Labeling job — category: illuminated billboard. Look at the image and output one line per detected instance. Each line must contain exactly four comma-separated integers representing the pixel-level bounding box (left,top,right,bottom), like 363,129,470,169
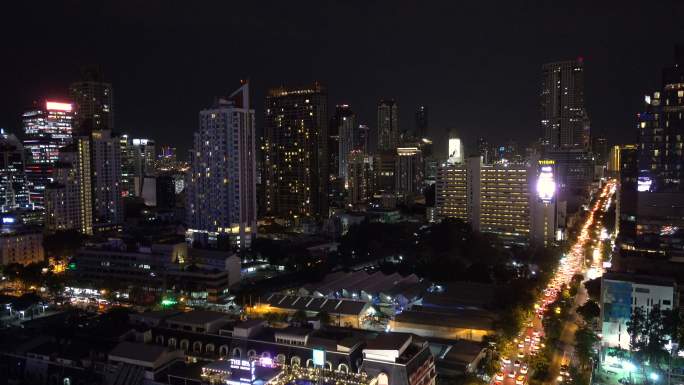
447,138,463,164
536,165,555,202
45,101,73,112
312,348,326,367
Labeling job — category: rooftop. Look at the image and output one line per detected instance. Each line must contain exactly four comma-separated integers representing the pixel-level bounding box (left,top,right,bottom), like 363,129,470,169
603,272,676,287
166,310,231,325
394,306,497,330
109,341,172,364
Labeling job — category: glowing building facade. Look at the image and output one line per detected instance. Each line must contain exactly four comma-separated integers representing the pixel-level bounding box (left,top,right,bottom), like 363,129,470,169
22,101,74,205
377,99,398,151
264,84,328,222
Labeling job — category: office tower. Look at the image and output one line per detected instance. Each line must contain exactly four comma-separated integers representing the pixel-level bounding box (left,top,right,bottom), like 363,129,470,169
22,100,74,205
347,150,371,208
435,162,468,221
330,105,356,182
615,145,638,247
592,136,609,167
638,46,684,192
545,149,594,211
0,129,31,211
120,135,156,197
530,159,562,246
186,83,257,249
477,137,492,164
541,58,590,149
155,175,176,210
264,83,328,222
69,69,114,134
377,99,399,151
395,147,423,196
356,124,371,154
45,141,92,234
415,106,428,139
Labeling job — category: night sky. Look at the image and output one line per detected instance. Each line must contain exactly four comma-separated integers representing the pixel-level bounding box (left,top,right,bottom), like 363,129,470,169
1,1,683,158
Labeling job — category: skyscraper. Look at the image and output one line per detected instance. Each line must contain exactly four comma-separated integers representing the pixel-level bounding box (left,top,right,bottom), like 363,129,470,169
264,83,328,222
377,99,398,151
186,83,257,249
89,129,123,231
22,100,74,205
331,105,356,182
638,46,684,192
120,135,156,197
477,137,493,164
541,59,590,149
69,69,114,134
347,150,371,208
395,147,423,196
0,129,31,212
415,105,428,139
45,141,92,234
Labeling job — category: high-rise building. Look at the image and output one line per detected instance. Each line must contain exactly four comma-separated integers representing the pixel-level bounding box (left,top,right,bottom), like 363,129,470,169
395,147,423,197
377,99,398,151
264,83,328,222
356,124,371,154
186,83,257,249
0,129,31,212
447,135,464,165
541,59,590,150
638,46,684,192
89,130,123,231
415,106,428,139
69,69,114,134
120,135,156,197
435,162,468,221
45,141,93,234
373,151,396,195
22,100,74,206
592,136,609,167
347,150,372,208
330,105,356,182
477,137,493,164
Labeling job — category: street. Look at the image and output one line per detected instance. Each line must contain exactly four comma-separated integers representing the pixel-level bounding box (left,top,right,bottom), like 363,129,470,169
492,180,616,385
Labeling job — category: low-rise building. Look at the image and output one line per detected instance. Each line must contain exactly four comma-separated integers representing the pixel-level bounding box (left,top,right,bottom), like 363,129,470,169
600,272,676,353
0,227,44,265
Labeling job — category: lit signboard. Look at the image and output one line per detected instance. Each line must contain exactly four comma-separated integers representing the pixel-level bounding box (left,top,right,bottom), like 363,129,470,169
45,101,73,112
537,166,555,202
2,217,15,224
637,176,652,192
312,348,326,367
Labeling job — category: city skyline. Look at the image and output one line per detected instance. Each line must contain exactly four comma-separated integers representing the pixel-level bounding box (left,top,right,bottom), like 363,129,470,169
1,2,683,157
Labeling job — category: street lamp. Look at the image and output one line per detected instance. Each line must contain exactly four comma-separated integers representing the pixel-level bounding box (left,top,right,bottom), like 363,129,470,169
649,372,659,383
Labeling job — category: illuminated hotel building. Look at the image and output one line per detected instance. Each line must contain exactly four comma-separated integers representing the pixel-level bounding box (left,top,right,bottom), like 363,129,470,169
22,101,74,205
377,99,398,151
331,105,356,182
264,83,328,222
470,158,531,245
435,163,468,221
186,83,257,249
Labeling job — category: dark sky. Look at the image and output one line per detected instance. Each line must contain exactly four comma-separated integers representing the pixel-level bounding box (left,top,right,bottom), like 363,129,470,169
1,1,683,158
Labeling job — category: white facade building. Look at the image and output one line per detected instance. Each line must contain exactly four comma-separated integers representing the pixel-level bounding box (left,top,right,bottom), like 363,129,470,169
186,83,257,249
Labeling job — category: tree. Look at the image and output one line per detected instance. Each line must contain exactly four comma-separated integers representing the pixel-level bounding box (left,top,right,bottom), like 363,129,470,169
583,278,601,301
577,300,601,323
574,325,599,369
291,309,308,325
627,307,645,352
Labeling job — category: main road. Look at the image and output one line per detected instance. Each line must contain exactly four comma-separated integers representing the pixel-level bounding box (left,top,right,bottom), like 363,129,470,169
493,180,616,385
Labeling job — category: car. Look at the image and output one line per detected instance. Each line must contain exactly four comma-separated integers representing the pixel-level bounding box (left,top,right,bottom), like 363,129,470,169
517,351,525,358
494,381,502,385
516,375,526,385
495,373,504,381
514,360,520,367
524,336,530,343
557,376,564,382
501,357,511,365
520,365,528,375
518,343,525,349
508,372,516,379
